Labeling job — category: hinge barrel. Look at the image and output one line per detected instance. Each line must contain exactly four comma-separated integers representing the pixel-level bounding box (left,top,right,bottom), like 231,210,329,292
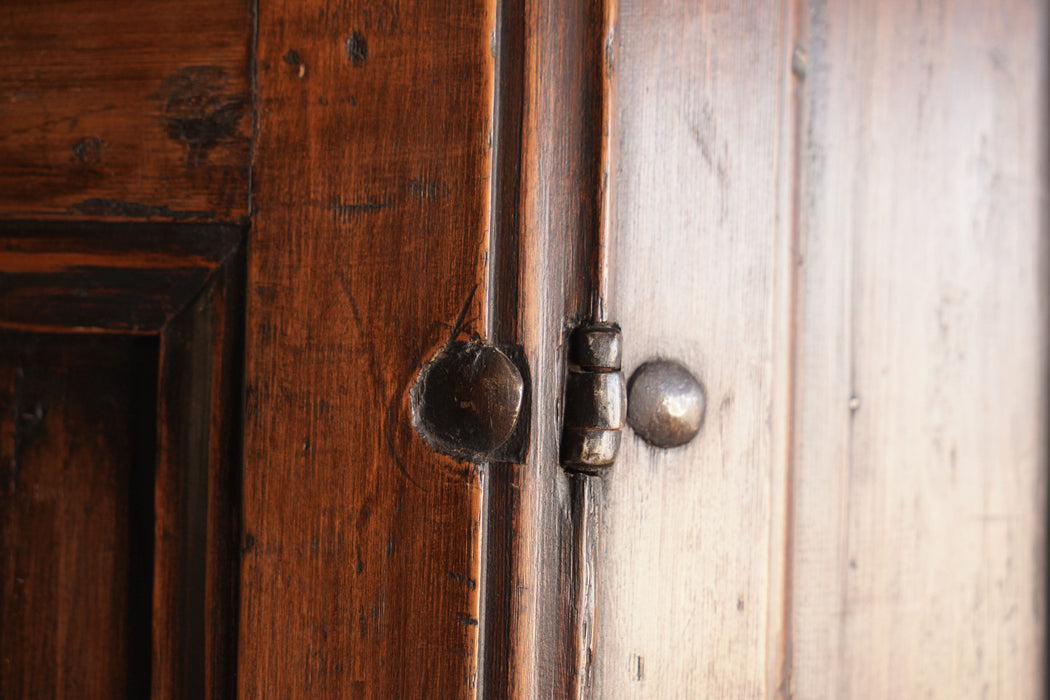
560,322,625,473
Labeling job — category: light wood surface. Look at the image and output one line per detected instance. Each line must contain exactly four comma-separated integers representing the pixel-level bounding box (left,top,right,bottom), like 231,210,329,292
594,1,796,696
790,1,1048,697
595,0,1046,697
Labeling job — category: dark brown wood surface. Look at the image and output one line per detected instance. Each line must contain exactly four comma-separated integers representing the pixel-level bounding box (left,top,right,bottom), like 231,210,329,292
0,221,242,333
0,332,158,698
0,0,252,223
1,223,244,698
153,249,244,699
240,2,495,696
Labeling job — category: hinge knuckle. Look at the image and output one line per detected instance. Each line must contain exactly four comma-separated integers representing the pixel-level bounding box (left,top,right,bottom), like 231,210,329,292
560,322,625,473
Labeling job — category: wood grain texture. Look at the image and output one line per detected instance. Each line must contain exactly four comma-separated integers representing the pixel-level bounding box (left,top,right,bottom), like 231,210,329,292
0,221,242,333
790,1,1048,697
153,248,243,699
0,224,243,697
479,0,607,696
0,0,252,222
241,2,495,696
593,1,795,697
0,332,158,699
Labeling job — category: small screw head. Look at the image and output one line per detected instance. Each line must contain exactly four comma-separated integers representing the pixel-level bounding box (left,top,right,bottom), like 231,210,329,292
626,360,705,448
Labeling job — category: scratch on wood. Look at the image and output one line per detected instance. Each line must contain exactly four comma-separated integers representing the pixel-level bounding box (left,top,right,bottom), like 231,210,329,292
685,105,729,221
407,177,450,202
334,271,428,490
328,198,394,221
456,614,478,626
445,284,477,347
447,571,477,590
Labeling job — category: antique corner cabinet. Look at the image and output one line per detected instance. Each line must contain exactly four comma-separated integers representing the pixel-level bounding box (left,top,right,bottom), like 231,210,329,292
1,0,1046,697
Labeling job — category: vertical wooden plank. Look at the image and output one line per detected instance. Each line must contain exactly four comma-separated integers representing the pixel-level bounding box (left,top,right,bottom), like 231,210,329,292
791,1,1048,697
242,2,495,695
0,333,157,698
479,0,607,695
593,0,794,696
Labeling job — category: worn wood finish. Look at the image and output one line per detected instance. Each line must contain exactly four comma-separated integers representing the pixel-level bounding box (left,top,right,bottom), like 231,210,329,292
479,0,608,696
0,0,252,222
0,221,242,333
241,2,496,696
790,1,1048,697
0,332,158,698
593,1,795,696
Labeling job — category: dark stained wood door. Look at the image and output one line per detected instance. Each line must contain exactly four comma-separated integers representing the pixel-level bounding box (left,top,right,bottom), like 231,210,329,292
1,0,1046,698
1,1,250,694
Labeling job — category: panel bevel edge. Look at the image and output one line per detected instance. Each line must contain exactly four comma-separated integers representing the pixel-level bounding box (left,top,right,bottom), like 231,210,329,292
153,241,245,699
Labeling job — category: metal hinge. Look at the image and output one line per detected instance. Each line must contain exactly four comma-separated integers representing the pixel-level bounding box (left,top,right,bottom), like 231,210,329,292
410,311,704,467
559,322,625,473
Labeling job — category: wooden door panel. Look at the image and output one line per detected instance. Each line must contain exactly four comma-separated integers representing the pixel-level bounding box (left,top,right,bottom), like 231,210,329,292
0,332,156,698
791,1,1048,697
587,0,1047,696
0,221,243,333
478,0,609,696
593,1,794,696
0,223,244,698
0,0,1044,697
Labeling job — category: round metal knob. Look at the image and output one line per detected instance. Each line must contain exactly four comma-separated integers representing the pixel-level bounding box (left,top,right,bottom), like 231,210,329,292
626,360,705,448
411,342,524,461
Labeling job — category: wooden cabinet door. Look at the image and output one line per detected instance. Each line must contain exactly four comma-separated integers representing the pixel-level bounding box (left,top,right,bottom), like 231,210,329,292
2,0,1046,698
592,2,1048,697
